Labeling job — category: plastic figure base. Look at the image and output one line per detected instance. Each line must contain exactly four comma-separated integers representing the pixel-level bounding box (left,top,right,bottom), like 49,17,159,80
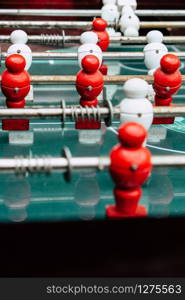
2,119,29,131
76,119,101,130
148,126,167,143
106,205,147,218
153,117,175,124
78,130,102,145
8,131,34,145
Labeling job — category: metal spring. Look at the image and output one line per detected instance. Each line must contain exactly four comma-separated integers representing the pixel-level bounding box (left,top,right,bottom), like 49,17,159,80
60,99,113,127
70,104,101,123
15,156,52,176
41,33,64,47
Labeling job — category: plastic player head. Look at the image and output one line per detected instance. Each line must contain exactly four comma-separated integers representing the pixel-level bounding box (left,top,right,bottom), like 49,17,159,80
160,54,181,73
146,30,163,43
117,0,137,11
78,32,102,68
120,78,153,131
101,4,119,24
81,55,99,73
5,53,26,73
118,122,147,148
92,18,108,31
124,78,148,98
144,30,168,75
121,4,135,15
80,31,98,44
10,30,28,44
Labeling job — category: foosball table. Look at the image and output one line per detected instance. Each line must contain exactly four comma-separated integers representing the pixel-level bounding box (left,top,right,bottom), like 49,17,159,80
0,0,185,278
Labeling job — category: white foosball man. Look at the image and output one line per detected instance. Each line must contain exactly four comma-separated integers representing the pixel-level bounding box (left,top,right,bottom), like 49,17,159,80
78,31,102,68
117,0,137,12
119,5,140,37
101,3,121,37
7,30,34,101
119,78,153,144
144,30,168,75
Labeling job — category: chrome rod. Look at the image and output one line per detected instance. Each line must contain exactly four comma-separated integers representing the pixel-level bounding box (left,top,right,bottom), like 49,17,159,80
0,9,185,17
0,155,184,174
1,35,185,45
2,52,185,61
0,20,185,29
0,105,183,119
26,75,185,84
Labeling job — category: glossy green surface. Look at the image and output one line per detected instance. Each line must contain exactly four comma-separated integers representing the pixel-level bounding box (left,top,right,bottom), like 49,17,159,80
0,44,185,222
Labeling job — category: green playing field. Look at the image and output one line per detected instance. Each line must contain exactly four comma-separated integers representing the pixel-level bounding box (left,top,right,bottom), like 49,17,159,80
0,44,185,222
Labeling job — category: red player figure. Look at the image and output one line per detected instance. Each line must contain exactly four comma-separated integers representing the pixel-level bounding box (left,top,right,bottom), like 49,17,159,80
92,18,110,75
1,54,30,131
106,122,152,218
153,54,182,124
76,55,104,130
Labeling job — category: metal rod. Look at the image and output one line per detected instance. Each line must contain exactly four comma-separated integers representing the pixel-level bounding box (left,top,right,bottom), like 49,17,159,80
2,51,185,61
0,155,184,174
0,21,184,29
0,105,183,119
0,74,156,84
0,74,168,84
25,75,184,84
0,106,111,119
2,35,185,45
0,9,101,17
0,9,185,17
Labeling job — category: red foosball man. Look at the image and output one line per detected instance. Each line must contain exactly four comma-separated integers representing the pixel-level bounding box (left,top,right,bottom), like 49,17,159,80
76,55,104,130
153,54,182,124
1,54,30,131
92,18,110,75
106,122,152,218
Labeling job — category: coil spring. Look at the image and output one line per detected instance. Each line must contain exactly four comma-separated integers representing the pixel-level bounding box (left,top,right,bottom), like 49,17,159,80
41,34,64,47
70,104,101,122
61,99,113,127
15,156,52,176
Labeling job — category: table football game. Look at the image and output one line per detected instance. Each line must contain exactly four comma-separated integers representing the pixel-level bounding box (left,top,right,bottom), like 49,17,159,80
0,0,185,278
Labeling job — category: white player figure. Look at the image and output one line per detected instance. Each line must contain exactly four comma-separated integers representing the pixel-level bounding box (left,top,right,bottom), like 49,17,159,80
117,0,137,12
119,78,153,136
7,30,33,101
8,30,32,70
144,30,168,75
119,6,140,37
78,31,102,69
101,4,121,36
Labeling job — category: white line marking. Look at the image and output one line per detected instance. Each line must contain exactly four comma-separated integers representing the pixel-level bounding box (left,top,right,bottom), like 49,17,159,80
147,144,185,154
